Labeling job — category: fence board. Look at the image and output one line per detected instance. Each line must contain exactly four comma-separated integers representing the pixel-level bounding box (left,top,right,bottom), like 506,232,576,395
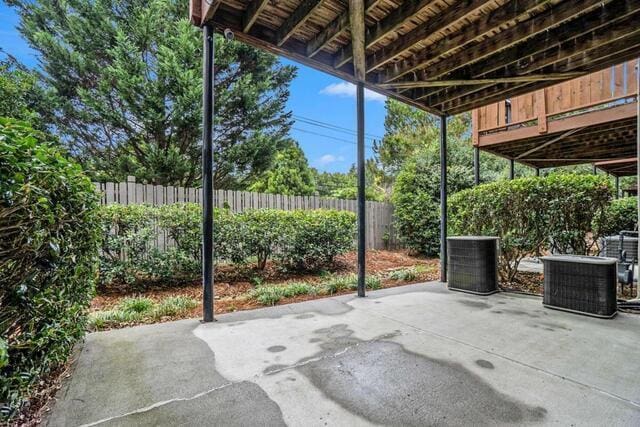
95,177,398,249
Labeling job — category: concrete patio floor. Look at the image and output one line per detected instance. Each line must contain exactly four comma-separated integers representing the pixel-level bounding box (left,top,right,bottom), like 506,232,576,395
47,282,640,426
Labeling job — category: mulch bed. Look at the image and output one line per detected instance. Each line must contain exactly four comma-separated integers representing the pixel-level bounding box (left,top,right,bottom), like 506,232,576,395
501,272,544,295
91,250,440,328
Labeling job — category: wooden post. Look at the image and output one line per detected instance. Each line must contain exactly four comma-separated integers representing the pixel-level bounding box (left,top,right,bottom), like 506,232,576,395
473,147,480,185
348,0,366,81
535,89,548,134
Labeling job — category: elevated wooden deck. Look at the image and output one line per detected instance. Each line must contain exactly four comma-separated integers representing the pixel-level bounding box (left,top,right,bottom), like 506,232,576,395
472,60,638,168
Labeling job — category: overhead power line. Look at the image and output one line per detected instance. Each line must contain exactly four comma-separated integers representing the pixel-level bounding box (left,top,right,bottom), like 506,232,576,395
292,114,383,140
291,127,375,149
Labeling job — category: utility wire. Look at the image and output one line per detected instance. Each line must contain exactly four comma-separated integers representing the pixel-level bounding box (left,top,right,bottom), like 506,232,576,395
291,127,375,149
292,114,383,140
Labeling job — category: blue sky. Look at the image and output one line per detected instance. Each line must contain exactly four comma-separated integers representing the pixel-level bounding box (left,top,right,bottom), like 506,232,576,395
0,3,385,173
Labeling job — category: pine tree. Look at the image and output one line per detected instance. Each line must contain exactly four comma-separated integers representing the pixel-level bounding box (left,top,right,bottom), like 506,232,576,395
249,143,315,195
8,0,296,187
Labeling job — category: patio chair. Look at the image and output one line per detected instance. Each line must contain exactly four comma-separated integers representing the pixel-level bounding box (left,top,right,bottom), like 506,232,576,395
616,234,635,297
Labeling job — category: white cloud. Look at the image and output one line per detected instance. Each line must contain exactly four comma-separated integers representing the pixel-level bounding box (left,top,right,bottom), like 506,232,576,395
317,154,345,166
319,82,386,103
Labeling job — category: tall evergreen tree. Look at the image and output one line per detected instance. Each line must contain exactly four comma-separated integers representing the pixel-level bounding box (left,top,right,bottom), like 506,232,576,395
249,142,315,195
8,0,296,187
0,53,52,128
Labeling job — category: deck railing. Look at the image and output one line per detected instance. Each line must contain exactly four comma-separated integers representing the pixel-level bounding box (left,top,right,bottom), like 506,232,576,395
472,60,639,145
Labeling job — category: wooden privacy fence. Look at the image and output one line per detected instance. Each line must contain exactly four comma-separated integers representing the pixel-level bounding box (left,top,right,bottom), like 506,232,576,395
94,176,399,250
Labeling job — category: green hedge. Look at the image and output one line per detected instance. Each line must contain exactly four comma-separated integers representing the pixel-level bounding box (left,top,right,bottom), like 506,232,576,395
0,119,100,417
392,152,473,255
597,196,637,236
450,174,611,282
98,204,356,287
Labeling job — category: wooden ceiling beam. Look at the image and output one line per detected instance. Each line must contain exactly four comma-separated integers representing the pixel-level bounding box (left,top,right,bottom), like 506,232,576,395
381,0,557,84
363,0,489,73
334,0,439,68
426,15,640,111
201,0,222,26
415,0,639,103
444,41,640,114
307,0,384,58
515,127,586,159
243,0,271,32
276,0,324,47
378,73,586,89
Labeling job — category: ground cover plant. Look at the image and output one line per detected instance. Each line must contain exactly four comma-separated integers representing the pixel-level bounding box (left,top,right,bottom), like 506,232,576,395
0,118,100,420
89,252,439,330
89,296,198,329
450,174,611,282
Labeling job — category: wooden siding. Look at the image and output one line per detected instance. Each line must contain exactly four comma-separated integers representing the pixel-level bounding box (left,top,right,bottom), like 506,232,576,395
474,60,639,138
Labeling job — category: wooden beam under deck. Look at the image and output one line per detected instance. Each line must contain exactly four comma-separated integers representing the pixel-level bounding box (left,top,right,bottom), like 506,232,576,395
414,0,640,106
192,0,640,116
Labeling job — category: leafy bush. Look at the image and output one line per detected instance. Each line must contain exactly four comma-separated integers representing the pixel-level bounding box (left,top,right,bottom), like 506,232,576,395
597,196,637,237
544,174,611,255
392,152,473,255
450,174,612,282
98,205,356,288
0,119,100,417
277,210,356,271
98,204,157,287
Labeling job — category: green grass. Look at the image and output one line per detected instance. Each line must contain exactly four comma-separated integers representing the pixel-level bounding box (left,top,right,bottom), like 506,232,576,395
250,282,316,305
249,273,385,306
387,265,429,282
118,297,154,314
154,296,198,317
89,295,198,329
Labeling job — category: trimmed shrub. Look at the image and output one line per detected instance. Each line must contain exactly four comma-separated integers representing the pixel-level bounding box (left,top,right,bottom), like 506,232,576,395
544,174,611,255
450,174,611,282
597,196,637,236
0,118,100,417
98,204,157,287
392,152,473,255
277,210,356,271
98,205,356,287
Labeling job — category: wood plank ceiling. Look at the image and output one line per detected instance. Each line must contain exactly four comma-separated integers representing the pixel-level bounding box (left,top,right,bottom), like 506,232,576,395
190,0,640,116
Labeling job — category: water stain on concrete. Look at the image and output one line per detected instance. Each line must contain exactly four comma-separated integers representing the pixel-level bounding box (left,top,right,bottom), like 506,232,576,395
267,345,287,353
458,300,491,309
295,314,314,319
499,309,540,318
475,359,495,369
225,322,246,327
309,338,321,343
539,321,571,331
297,324,546,426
